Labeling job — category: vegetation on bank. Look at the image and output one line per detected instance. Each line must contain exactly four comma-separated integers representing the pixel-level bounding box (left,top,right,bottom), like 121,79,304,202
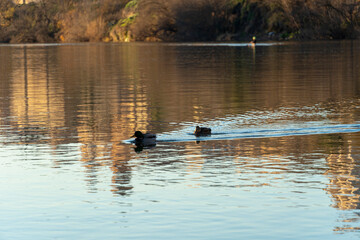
0,0,359,43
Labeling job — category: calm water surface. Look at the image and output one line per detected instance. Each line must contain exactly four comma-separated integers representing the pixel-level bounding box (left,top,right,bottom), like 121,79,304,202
1,41,360,239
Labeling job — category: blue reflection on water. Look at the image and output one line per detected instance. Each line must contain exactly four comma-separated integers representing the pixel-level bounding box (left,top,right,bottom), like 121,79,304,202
124,123,360,144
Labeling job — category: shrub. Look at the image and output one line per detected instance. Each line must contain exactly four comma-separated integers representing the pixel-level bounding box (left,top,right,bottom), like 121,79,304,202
1,0,360,43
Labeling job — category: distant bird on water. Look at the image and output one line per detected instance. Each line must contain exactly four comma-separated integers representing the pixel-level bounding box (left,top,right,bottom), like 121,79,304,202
131,131,156,145
194,126,211,136
250,36,256,45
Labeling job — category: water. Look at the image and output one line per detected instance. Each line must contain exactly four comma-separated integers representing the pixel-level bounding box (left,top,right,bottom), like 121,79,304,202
0,41,360,239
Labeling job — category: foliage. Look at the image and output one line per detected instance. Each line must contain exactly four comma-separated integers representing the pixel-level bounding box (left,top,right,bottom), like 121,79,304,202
0,0,359,43
130,0,176,41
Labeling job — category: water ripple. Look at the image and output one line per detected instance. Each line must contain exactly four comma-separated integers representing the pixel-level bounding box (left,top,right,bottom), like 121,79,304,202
124,123,360,144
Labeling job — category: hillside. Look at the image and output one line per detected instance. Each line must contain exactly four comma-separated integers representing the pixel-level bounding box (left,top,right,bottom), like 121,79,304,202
0,0,359,43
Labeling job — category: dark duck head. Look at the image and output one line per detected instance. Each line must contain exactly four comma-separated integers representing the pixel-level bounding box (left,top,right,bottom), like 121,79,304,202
131,131,145,140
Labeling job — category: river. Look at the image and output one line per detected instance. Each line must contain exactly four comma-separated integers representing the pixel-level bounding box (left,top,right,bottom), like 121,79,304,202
0,41,360,239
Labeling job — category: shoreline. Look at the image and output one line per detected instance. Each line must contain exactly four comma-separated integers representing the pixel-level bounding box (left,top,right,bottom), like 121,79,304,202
1,1,359,44
0,38,359,46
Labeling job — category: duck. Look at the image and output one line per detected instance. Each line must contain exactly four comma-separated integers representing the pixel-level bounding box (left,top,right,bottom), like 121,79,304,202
250,36,256,44
131,131,156,144
131,131,156,149
194,126,211,136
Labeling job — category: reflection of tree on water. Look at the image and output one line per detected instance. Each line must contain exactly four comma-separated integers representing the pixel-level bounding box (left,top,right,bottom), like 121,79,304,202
24,46,28,125
323,134,360,232
2,44,360,206
111,161,133,196
324,135,360,210
110,144,134,196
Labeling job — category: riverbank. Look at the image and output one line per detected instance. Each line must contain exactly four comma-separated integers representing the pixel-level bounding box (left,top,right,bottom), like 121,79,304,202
0,0,359,43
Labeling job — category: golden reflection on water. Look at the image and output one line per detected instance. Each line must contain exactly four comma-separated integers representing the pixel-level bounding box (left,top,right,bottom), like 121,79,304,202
3,43,360,141
323,135,360,233
1,43,360,232
326,141,359,211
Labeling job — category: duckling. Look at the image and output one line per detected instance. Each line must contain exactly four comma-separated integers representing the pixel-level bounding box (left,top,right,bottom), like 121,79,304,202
131,131,156,143
194,126,211,136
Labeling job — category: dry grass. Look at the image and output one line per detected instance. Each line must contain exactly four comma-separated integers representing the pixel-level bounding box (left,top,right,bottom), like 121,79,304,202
0,0,359,43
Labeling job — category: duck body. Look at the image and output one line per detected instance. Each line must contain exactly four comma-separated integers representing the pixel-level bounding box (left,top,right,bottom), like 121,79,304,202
194,126,211,136
131,131,156,145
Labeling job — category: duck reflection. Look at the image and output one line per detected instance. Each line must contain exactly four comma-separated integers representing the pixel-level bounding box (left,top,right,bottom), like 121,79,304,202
133,141,156,153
